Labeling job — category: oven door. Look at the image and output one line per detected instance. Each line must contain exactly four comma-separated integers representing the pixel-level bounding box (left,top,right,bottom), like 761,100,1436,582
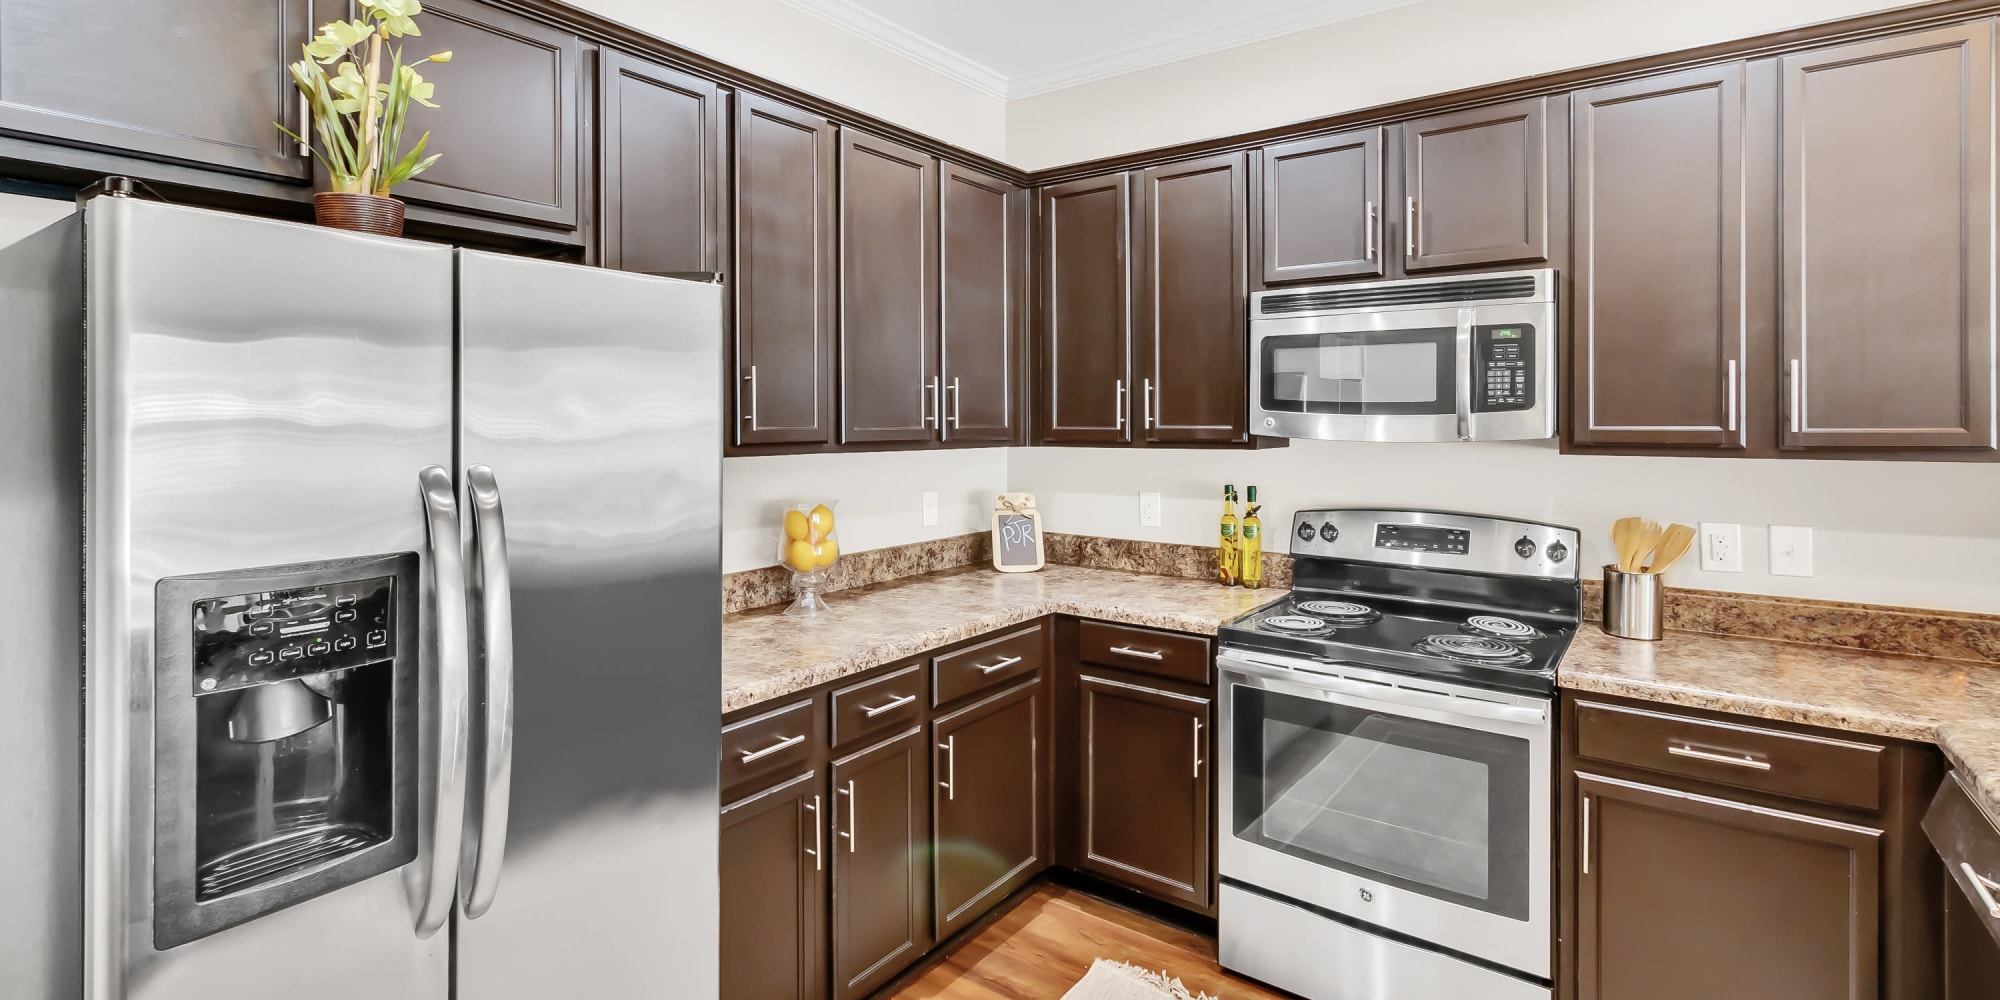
1250,306,1470,442
1217,649,1552,978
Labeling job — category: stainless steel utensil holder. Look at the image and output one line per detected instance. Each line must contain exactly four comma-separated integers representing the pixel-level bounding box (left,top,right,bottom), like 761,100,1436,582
1601,565,1664,641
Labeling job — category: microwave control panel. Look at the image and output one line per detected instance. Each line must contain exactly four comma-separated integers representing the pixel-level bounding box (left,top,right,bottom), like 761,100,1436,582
1473,324,1536,412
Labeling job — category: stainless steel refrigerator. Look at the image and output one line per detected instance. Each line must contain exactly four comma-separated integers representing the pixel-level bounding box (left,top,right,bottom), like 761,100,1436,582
0,195,721,1000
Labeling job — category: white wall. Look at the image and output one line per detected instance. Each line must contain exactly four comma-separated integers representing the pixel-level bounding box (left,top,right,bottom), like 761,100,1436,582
1005,0,1907,169
1008,443,2000,614
567,0,1007,159
723,449,1009,572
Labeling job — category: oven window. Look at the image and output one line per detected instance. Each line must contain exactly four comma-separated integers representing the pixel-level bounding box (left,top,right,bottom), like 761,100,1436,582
1230,684,1531,920
1260,328,1457,415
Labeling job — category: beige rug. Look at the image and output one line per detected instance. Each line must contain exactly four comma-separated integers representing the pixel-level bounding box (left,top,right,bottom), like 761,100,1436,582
1061,959,1220,1000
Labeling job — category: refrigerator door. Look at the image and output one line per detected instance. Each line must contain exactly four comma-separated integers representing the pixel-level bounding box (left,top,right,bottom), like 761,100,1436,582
454,251,722,998
84,199,457,1000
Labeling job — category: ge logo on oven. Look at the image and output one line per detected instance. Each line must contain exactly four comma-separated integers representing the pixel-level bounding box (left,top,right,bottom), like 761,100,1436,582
1359,888,1374,903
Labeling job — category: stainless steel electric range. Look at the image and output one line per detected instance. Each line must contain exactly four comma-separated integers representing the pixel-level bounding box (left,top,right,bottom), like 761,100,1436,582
1216,509,1581,1000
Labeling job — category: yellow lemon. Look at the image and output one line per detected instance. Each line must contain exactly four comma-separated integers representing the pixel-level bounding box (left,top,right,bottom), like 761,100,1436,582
783,509,810,542
784,539,817,573
808,504,836,541
813,539,839,568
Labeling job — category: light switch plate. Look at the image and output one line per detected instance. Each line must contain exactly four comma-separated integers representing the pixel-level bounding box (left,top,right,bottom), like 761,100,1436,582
921,492,939,527
1138,492,1163,527
1769,525,1814,577
1699,523,1742,573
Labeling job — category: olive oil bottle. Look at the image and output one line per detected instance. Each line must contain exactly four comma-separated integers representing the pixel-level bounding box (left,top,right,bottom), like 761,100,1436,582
1240,486,1264,589
1217,485,1240,586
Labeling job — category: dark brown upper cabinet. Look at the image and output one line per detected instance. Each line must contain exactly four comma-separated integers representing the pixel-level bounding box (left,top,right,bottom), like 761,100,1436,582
1779,22,1996,452
733,92,837,447
1137,152,1250,444
1074,672,1211,911
931,678,1045,941
720,771,828,1000
940,162,1025,445
0,0,311,179
829,726,933,1000
1039,173,1133,444
597,52,726,274
1400,96,1550,272
839,129,940,445
1571,64,1749,449
395,0,580,229
1257,128,1385,284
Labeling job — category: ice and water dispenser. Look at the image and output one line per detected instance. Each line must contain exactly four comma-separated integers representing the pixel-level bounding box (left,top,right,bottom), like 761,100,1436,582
153,554,420,947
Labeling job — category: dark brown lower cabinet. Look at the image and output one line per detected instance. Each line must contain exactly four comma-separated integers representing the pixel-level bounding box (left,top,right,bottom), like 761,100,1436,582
1943,881,2000,998
1074,672,1211,910
932,678,1046,940
1575,772,1882,1000
721,770,828,1000
830,726,934,1000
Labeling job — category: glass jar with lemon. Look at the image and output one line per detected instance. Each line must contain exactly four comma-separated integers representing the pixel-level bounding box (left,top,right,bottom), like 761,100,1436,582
779,501,840,617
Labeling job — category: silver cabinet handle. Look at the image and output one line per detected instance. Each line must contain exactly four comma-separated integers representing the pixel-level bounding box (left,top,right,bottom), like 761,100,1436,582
741,366,758,428
1142,377,1155,430
739,733,805,763
1581,796,1591,876
1405,196,1418,257
948,376,963,430
297,91,311,157
1364,200,1377,261
409,466,472,939
977,655,1024,675
861,693,916,718
806,794,822,871
1192,718,1203,778
1963,862,2000,918
1110,645,1164,661
1725,359,1739,433
1788,358,1802,434
837,779,857,853
460,465,515,920
923,376,941,430
1668,745,1772,771
1113,379,1127,431
938,736,956,801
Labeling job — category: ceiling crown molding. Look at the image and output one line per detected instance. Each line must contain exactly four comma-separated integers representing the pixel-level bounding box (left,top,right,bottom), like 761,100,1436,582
779,0,1012,99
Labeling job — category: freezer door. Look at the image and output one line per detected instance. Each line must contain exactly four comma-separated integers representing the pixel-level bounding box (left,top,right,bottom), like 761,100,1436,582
84,199,457,1000
454,251,722,999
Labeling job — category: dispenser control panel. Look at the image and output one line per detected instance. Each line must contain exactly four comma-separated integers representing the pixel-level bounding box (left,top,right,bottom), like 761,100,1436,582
190,576,395,695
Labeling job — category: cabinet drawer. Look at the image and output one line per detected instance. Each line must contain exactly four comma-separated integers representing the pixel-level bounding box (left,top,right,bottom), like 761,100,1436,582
1078,621,1210,685
830,663,926,750
721,699,819,799
1925,770,2000,951
933,624,1045,706
1574,700,1883,811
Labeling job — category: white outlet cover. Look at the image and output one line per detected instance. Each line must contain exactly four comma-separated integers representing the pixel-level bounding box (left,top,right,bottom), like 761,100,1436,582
921,492,939,527
1698,522,1742,573
1138,492,1163,527
1769,525,1814,577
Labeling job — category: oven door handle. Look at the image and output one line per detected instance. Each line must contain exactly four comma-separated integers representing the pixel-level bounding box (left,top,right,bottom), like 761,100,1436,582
1219,652,1547,726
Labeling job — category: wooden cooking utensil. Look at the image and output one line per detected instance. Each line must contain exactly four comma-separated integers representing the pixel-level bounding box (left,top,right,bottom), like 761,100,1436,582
1647,523,1696,574
1611,517,1644,572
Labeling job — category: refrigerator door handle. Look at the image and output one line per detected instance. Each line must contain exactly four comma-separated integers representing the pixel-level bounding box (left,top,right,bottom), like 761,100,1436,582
460,465,515,919
409,466,473,938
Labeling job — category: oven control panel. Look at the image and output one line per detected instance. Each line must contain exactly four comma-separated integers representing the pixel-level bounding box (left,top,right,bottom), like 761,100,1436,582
189,576,396,695
1375,523,1469,554
1290,509,1581,580
1473,324,1536,412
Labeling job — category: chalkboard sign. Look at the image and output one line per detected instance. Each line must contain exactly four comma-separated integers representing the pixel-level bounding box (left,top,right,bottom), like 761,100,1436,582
991,493,1045,573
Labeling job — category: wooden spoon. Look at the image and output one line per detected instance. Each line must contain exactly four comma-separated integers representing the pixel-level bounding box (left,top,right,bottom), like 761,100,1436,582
1647,523,1697,574
1611,517,1644,572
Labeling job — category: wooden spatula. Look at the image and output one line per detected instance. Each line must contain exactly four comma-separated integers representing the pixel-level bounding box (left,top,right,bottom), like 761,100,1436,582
1647,523,1696,574
1611,517,1644,572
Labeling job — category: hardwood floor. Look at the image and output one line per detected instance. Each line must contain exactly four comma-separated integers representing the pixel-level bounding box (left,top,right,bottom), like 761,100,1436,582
887,884,1294,999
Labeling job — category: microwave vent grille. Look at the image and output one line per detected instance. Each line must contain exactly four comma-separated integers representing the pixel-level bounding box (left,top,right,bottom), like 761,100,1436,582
1258,274,1540,315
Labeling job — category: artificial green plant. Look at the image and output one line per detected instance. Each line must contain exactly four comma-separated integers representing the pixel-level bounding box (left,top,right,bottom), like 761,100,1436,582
282,0,452,196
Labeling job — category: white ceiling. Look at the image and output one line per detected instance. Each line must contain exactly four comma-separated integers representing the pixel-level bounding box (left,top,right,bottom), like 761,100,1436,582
779,0,1421,100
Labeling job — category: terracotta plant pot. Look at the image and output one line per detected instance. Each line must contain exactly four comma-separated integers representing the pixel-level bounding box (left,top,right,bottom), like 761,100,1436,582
313,191,406,237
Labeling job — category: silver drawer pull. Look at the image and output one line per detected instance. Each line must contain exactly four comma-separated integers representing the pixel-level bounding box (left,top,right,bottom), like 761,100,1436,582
977,655,1024,675
738,733,805,763
1110,646,1165,661
861,693,916,718
1965,863,2000,918
1668,745,1771,771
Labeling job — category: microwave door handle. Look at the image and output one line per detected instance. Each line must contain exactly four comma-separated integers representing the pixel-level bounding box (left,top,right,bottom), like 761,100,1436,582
1455,307,1475,441
460,465,515,920
409,466,472,938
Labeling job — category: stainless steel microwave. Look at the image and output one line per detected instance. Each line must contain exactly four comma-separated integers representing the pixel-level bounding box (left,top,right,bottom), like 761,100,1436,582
1249,269,1557,443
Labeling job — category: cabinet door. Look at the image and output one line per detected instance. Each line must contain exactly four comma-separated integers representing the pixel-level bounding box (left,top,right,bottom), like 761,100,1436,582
830,727,933,1000
0,0,311,179
1945,880,2000,999
395,0,580,228
1780,23,1995,451
1076,673,1210,909
734,92,837,446
721,771,828,1000
933,679,1045,940
1575,773,1882,1000
839,129,939,445
1402,97,1549,271
1137,152,1250,444
1040,173,1133,444
598,52,725,274
1572,65,1748,448
940,162,1023,444
1259,128,1384,283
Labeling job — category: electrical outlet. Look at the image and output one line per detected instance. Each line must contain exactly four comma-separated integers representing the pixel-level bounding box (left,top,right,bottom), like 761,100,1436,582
1770,525,1814,577
1138,492,1163,527
1699,523,1742,573
920,492,939,527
